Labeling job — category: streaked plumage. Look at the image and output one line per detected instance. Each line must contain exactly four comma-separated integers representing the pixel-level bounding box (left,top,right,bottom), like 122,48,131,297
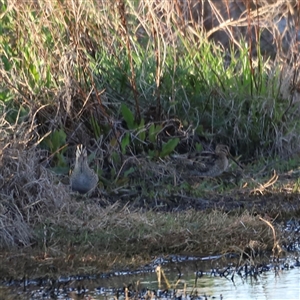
175,144,240,177
70,145,98,194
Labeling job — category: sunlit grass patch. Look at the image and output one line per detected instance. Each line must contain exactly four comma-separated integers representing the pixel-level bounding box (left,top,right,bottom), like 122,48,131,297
36,201,278,258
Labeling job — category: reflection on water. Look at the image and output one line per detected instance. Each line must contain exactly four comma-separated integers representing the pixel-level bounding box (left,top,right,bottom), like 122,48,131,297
1,258,300,299
118,262,300,300
190,268,300,300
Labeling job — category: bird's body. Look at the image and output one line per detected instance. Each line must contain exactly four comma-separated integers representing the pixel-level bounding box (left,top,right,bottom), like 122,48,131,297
70,145,98,194
175,144,234,177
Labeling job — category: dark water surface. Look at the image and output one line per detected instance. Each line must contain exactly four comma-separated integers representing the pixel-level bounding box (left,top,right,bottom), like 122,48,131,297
1,255,300,299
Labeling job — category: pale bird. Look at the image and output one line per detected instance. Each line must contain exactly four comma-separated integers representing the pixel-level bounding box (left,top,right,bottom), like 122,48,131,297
70,144,98,194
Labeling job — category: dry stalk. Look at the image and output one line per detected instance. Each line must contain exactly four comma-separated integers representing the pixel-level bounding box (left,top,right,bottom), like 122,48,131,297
250,170,279,195
146,0,161,120
258,215,283,258
118,0,140,123
155,265,171,289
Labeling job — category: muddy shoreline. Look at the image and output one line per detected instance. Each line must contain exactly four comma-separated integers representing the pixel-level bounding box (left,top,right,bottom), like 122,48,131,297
2,252,300,299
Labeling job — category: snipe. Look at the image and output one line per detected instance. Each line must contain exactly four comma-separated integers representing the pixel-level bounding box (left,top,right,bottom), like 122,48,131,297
176,144,241,177
70,144,98,194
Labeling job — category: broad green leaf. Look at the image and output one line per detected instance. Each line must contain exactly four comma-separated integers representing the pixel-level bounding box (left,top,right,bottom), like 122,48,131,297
149,124,162,144
124,167,135,177
121,103,135,129
154,124,162,135
1,54,11,71
160,138,180,158
121,132,130,154
51,129,66,152
148,124,156,143
148,149,158,159
45,65,52,88
137,118,146,141
195,143,203,152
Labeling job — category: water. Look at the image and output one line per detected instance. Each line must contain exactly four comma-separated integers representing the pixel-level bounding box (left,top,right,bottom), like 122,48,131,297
1,257,300,299
197,268,300,300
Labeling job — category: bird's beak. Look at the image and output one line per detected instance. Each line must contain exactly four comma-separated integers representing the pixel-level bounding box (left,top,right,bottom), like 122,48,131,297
228,154,243,170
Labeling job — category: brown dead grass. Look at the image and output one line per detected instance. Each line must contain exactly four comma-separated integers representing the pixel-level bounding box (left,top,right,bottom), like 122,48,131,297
0,113,70,248
0,204,280,279
136,0,299,58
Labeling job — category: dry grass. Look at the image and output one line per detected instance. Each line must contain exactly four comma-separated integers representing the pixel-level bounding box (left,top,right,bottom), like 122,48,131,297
1,0,300,156
0,121,69,247
0,198,281,278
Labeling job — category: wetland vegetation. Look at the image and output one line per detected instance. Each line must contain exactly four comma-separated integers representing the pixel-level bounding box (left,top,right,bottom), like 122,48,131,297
0,0,300,284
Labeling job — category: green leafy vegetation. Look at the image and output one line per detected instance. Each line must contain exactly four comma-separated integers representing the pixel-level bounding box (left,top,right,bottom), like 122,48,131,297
0,0,298,160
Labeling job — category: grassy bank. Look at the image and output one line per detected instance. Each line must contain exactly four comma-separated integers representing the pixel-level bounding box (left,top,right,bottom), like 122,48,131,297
0,203,285,279
0,0,300,277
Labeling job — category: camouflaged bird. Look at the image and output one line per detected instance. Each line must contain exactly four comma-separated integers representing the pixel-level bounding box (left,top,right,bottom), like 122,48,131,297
175,144,240,177
70,144,98,194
